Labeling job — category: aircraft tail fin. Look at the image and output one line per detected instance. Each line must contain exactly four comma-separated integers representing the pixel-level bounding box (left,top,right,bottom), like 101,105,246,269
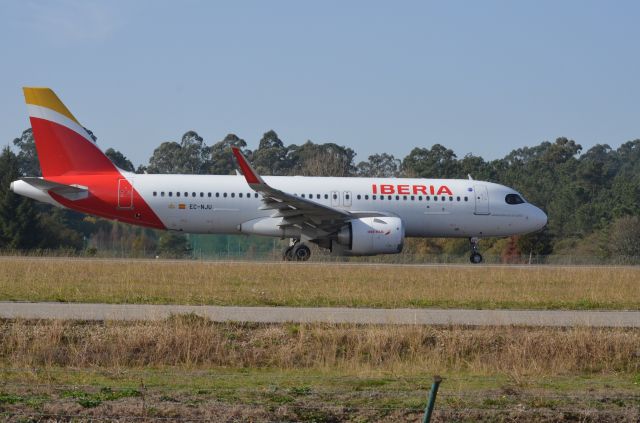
23,87,118,177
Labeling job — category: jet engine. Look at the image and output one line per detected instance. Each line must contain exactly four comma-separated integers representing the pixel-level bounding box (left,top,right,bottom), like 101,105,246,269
334,217,404,256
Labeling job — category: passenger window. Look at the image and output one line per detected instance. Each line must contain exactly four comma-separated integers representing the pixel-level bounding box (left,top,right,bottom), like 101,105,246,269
457,196,460,201
247,193,251,198
345,194,350,200
301,194,305,198
309,194,313,198
464,196,468,201
433,196,437,201
153,191,157,196
418,196,422,201
449,196,453,201
411,196,414,201
200,192,204,197
161,192,165,197
388,195,392,200
231,193,235,198
505,194,525,204
169,192,173,197
216,193,220,198
255,193,258,198
324,194,329,199
403,196,407,201
365,195,369,200
441,196,446,201
333,194,337,200
208,193,211,197
357,195,361,200
316,194,320,199
239,193,243,198
184,192,188,197
192,192,196,197
372,195,377,200
176,192,180,197
380,195,384,200
395,195,399,200
223,193,227,198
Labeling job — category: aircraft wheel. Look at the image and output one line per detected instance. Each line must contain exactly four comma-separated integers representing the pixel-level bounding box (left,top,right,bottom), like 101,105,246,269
470,253,483,264
283,246,294,261
292,244,311,261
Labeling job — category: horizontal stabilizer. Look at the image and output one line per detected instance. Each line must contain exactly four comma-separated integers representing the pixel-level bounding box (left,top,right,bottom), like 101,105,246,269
20,177,88,201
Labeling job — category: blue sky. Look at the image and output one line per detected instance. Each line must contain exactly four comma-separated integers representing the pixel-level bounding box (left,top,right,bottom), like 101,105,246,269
1,1,638,167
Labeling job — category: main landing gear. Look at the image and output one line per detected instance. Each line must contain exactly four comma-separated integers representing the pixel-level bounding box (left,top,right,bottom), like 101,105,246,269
282,240,311,262
469,237,483,264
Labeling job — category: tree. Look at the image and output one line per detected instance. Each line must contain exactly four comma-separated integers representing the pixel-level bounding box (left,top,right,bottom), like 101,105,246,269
207,134,249,175
158,232,190,258
402,144,459,178
105,148,135,172
147,131,208,174
0,147,41,249
252,130,290,175
12,129,40,176
356,153,400,177
608,216,640,261
179,131,208,174
287,141,356,176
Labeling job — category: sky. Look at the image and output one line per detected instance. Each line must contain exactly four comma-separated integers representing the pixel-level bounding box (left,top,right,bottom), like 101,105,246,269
1,1,639,167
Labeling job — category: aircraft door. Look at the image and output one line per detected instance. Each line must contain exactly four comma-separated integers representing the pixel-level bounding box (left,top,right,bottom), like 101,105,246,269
117,178,133,209
473,184,490,215
343,191,352,207
331,191,340,207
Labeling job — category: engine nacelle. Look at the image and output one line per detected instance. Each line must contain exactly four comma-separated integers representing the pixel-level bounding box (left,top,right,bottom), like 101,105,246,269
335,217,404,256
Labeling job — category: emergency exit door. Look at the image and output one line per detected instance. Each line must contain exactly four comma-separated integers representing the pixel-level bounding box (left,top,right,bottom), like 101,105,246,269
117,179,133,209
473,184,490,215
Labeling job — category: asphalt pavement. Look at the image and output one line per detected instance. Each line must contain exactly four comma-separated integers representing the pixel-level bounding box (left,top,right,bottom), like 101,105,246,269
1,302,638,327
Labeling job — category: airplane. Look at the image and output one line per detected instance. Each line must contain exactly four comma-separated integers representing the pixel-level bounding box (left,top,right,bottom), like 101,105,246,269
10,88,547,263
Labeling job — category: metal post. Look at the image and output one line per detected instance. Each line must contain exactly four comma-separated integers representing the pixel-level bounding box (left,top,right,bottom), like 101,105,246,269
422,375,442,423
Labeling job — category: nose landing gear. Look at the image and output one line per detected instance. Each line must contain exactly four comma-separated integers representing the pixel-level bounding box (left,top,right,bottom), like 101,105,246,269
282,240,311,261
469,237,483,264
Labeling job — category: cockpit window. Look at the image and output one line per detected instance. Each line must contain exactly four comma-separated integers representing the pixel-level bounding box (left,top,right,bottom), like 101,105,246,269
505,194,525,205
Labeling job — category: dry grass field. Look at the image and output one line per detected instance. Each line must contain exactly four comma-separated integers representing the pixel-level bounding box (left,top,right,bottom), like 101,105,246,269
0,258,638,309
0,318,638,421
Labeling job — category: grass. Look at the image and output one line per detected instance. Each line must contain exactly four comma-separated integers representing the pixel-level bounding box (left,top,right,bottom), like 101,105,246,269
0,319,638,421
0,258,639,309
1,318,638,376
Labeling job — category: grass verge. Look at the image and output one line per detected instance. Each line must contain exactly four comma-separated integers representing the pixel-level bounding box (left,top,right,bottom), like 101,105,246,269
0,258,639,309
0,318,638,421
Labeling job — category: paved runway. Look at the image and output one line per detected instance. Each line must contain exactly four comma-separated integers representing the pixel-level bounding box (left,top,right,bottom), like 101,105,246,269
1,302,638,327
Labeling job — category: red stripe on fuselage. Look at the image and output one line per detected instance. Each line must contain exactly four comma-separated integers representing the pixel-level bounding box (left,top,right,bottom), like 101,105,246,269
48,174,166,230
30,118,166,230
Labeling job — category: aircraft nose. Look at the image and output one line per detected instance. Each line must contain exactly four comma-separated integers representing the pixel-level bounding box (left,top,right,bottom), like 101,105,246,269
532,206,547,230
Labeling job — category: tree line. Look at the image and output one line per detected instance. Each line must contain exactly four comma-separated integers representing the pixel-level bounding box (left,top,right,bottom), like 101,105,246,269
1,127,639,260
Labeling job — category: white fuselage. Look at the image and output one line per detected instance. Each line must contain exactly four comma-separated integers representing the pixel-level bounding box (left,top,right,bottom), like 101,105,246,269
128,175,547,238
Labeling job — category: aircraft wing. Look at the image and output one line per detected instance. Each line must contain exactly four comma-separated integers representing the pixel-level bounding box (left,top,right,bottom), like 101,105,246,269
232,148,379,236
20,177,89,201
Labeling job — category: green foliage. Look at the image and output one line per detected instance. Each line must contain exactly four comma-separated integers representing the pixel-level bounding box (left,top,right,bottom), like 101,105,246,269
207,133,250,175
287,141,356,176
608,215,640,260
105,148,135,172
12,128,40,176
252,130,290,175
158,232,190,258
357,153,400,177
0,147,41,249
